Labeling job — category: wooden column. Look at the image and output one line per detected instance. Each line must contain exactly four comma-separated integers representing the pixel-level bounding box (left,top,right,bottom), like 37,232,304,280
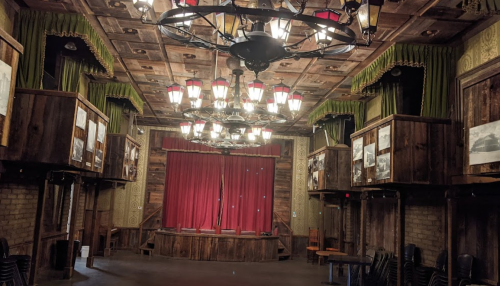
28,173,49,285
319,193,325,251
104,182,117,257
397,191,406,286
339,197,345,252
63,176,82,279
360,192,368,286
447,190,457,286
86,181,100,267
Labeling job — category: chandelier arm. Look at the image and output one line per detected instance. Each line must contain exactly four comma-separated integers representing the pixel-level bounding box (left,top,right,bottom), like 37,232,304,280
159,25,230,53
283,31,318,49
282,0,299,13
292,43,355,58
195,12,237,43
238,14,252,42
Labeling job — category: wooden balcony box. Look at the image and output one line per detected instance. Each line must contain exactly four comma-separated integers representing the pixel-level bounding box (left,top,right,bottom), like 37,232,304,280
0,88,108,173
350,115,450,187
103,134,140,181
307,145,351,191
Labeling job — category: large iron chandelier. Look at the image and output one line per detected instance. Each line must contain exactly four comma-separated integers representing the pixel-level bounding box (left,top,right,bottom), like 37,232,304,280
166,57,302,149
133,0,385,75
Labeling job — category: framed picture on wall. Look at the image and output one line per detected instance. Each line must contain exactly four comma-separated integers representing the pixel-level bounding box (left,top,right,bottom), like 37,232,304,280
95,149,103,168
469,120,500,165
376,153,390,180
0,59,12,116
72,138,84,162
76,107,87,130
353,137,363,161
378,126,391,151
87,120,96,152
353,162,362,183
364,143,375,168
317,153,325,171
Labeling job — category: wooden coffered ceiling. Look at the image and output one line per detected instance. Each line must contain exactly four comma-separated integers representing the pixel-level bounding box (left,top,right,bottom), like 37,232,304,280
20,0,495,135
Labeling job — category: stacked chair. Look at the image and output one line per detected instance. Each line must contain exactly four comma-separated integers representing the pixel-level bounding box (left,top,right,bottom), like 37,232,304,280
457,254,473,286
387,244,417,286
414,250,447,286
363,248,393,286
0,238,31,286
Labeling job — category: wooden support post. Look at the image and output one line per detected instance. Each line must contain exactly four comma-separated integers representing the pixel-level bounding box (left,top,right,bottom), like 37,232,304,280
86,181,100,267
319,192,325,251
63,176,81,279
447,190,457,286
104,182,117,257
339,197,345,252
397,191,406,286
28,173,49,286
360,193,368,286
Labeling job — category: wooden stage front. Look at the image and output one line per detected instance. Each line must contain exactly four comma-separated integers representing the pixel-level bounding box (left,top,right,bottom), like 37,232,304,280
153,231,279,262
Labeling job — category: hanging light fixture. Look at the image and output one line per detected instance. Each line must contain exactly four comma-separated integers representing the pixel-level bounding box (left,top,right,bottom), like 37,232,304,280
312,9,341,47
247,79,266,104
180,122,192,136
186,75,203,102
167,83,185,112
269,7,293,43
210,128,219,139
191,94,203,108
214,98,229,109
231,133,241,140
288,91,303,119
267,98,279,113
248,131,256,141
194,120,206,136
215,12,241,40
212,77,230,100
340,0,362,14
357,0,384,35
243,98,255,112
262,128,273,142
133,0,154,13
212,121,224,133
272,81,290,107
170,0,200,32
252,126,262,136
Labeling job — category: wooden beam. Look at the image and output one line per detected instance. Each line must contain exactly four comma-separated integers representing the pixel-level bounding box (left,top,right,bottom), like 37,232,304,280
339,198,345,252
397,191,406,286
63,176,82,279
86,182,100,268
447,189,457,286
360,192,367,286
319,192,325,251
104,182,117,257
28,174,49,285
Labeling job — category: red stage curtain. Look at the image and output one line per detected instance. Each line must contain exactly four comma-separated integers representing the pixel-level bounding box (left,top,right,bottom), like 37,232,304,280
162,137,281,157
162,152,223,229
221,156,275,232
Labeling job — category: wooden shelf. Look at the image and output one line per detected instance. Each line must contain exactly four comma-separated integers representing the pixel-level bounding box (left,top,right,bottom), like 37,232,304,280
307,145,351,192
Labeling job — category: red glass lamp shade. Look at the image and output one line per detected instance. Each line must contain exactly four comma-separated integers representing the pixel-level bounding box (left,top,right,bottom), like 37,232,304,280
287,91,303,118
272,82,290,106
313,9,341,46
194,120,206,136
247,79,265,103
186,78,203,101
211,77,230,100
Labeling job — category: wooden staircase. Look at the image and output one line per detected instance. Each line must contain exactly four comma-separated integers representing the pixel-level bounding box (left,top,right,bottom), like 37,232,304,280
138,206,162,256
274,212,293,260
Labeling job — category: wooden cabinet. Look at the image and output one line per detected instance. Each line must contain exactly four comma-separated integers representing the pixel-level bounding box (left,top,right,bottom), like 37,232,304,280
0,27,22,147
350,115,450,187
0,88,108,172
103,134,140,181
307,145,351,191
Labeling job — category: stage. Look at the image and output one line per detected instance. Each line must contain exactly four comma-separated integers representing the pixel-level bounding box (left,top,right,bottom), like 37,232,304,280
153,231,279,262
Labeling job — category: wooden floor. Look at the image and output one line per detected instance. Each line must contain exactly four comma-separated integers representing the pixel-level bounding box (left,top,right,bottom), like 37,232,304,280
38,251,348,286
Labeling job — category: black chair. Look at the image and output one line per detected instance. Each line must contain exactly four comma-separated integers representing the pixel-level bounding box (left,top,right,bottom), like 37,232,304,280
9,255,30,286
457,254,473,286
0,257,17,286
0,238,9,258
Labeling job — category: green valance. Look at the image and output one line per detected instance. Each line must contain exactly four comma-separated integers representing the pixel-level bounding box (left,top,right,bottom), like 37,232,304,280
61,57,103,92
308,100,365,131
381,83,399,118
16,9,114,89
104,82,144,115
351,43,453,118
324,118,341,145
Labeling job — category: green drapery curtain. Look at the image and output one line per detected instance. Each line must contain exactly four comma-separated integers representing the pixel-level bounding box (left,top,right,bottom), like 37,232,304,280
324,118,341,145
104,82,144,115
61,57,102,92
16,9,114,89
106,101,123,134
308,100,365,131
381,83,399,118
351,43,453,118
88,82,107,112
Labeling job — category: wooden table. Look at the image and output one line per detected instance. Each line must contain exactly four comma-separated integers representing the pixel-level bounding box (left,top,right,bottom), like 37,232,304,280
316,250,347,265
327,255,372,286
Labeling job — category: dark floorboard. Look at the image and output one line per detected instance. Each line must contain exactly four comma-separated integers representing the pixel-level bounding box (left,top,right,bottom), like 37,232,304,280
38,251,348,286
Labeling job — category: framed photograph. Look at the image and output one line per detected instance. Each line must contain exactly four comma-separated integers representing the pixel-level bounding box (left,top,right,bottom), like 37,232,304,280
86,120,96,152
0,59,12,116
318,153,325,171
97,122,106,143
125,141,130,160
353,162,362,183
308,158,313,174
378,125,391,151
95,149,103,168
313,171,319,189
353,138,363,161
376,153,391,180
469,120,500,165
308,174,313,190
72,138,84,162
130,146,136,162
76,107,87,130
364,143,375,168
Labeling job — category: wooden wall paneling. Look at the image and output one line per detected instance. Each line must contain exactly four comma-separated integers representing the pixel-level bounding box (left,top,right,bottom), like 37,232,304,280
103,135,140,181
0,27,21,147
412,122,429,183
393,120,411,183
273,139,293,225
308,146,351,191
29,176,48,285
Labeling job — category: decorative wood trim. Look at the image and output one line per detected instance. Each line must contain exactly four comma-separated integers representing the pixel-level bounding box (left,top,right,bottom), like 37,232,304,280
0,26,23,54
